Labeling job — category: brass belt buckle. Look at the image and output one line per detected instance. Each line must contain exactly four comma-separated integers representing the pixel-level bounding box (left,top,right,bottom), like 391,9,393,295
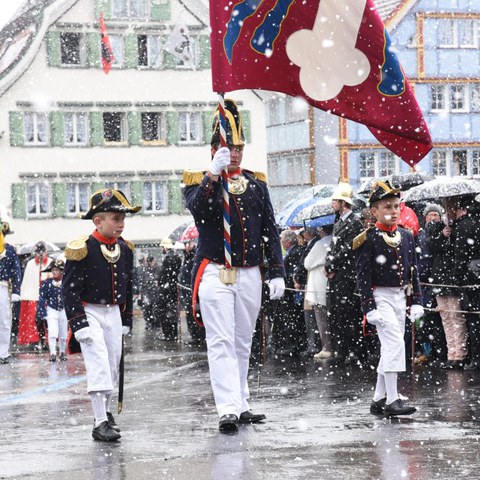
219,267,237,285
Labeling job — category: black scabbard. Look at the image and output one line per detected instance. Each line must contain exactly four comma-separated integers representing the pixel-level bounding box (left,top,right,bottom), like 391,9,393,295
117,337,125,414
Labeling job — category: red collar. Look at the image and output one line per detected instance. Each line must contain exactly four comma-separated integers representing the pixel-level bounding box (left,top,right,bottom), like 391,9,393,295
228,168,242,178
375,221,397,232
34,256,49,266
92,230,117,245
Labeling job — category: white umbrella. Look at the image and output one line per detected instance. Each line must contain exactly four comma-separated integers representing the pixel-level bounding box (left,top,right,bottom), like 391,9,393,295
17,241,61,255
402,177,480,202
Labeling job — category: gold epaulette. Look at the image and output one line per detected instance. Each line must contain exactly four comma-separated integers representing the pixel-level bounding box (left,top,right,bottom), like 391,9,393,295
64,235,89,261
182,170,205,186
352,228,371,250
123,238,135,251
244,169,267,184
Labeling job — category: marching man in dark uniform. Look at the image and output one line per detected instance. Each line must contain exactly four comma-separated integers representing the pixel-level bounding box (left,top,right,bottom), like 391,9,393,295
183,99,285,433
0,219,22,364
62,189,140,441
354,180,423,417
37,258,68,362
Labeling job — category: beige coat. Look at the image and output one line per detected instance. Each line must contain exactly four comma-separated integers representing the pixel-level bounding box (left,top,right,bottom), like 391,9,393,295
304,235,331,307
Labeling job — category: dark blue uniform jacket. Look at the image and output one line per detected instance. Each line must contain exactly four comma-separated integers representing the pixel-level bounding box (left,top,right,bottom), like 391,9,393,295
37,278,64,318
0,244,21,295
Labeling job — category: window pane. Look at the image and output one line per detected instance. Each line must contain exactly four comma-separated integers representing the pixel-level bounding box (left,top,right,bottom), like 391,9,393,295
60,33,81,65
27,185,36,213
189,114,199,141
112,0,128,18
76,113,87,143
472,84,480,112
141,112,159,140
439,19,455,46
154,183,166,211
39,184,49,213
36,114,48,143
143,182,153,211
379,152,396,176
148,36,161,68
179,113,187,141
359,152,375,178
431,85,445,110
459,20,475,47
78,183,89,211
432,151,447,176
103,112,124,142
138,35,148,66
450,84,466,111
64,113,74,143
473,151,480,176
66,184,76,213
24,113,34,143
130,0,146,18
110,35,124,66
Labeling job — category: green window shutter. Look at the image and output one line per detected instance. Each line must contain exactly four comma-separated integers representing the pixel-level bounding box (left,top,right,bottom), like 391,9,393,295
52,183,67,217
11,183,26,219
241,110,251,143
86,32,100,68
50,112,64,147
168,177,182,214
46,31,61,67
150,0,171,21
128,111,141,146
162,52,177,69
94,0,111,19
124,34,138,69
166,111,179,145
198,35,211,70
91,182,105,193
130,181,144,212
89,112,104,146
9,112,24,146
202,111,213,145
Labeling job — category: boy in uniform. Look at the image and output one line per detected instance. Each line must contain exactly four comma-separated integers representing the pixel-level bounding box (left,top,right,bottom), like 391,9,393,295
37,258,68,362
62,189,140,441
354,180,423,416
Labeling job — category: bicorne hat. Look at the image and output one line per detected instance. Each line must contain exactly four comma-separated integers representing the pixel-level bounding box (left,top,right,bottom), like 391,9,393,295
43,258,65,272
81,189,141,220
211,99,245,146
368,180,401,206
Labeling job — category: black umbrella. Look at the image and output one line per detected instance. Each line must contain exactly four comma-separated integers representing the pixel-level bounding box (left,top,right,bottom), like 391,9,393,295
358,171,435,195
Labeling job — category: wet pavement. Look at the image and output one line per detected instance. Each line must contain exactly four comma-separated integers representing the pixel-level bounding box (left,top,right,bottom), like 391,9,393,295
1,315,480,480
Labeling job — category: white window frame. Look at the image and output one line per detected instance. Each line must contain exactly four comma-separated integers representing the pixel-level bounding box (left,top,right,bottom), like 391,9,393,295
111,0,148,19
173,35,198,70
358,151,400,182
109,34,124,68
26,182,52,217
64,112,88,146
450,84,468,112
472,150,480,176
143,180,168,214
471,84,480,112
431,150,449,177
103,112,127,144
458,19,478,48
24,112,49,145
178,112,202,145
138,35,163,69
439,19,457,48
430,84,447,112
140,112,166,144
66,182,90,216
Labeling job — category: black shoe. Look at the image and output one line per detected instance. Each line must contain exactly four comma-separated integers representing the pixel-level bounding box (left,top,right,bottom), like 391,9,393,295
239,410,266,424
92,421,121,441
440,360,454,370
107,412,121,432
0,357,9,364
49,355,56,362
219,414,238,433
384,399,416,417
370,398,386,415
464,362,480,371
59,353,67,361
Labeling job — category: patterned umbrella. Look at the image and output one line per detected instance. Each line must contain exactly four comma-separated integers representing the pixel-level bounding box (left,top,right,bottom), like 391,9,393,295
178,222,198,242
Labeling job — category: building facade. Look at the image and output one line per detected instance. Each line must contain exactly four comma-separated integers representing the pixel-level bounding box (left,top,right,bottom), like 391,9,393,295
0,0,267,246
266,0,480,210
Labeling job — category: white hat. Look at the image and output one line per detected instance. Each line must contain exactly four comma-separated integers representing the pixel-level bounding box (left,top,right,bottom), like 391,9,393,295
331,182,354,205
160,237,174,249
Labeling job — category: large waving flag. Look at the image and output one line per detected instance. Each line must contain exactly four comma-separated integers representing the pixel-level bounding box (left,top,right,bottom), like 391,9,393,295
209,0,432,166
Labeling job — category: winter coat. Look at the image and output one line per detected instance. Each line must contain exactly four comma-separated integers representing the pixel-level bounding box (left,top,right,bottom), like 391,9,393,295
455,211,480,287
304,235,331,307
428,220,459,296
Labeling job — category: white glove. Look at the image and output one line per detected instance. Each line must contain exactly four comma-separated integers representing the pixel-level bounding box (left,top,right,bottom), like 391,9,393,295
11,293,20,302
209,147,231,175
409,304,424,322
268,277,285,300
366,309,384,328
74,327,93,345
122,326,131,336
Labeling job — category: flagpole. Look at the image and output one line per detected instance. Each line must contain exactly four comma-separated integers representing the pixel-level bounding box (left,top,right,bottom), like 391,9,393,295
217,92,232,269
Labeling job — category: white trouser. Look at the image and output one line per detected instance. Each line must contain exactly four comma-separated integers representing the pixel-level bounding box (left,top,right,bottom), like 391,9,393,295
80,304,122,393
0,286,11,358
198,264,262,418
46,306,68,354
374,287,407,374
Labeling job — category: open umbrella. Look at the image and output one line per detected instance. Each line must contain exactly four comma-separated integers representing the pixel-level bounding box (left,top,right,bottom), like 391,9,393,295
402,177,480,203
178,222,199,242
358,171,435,195
17,241,61,255
294,197,334,223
